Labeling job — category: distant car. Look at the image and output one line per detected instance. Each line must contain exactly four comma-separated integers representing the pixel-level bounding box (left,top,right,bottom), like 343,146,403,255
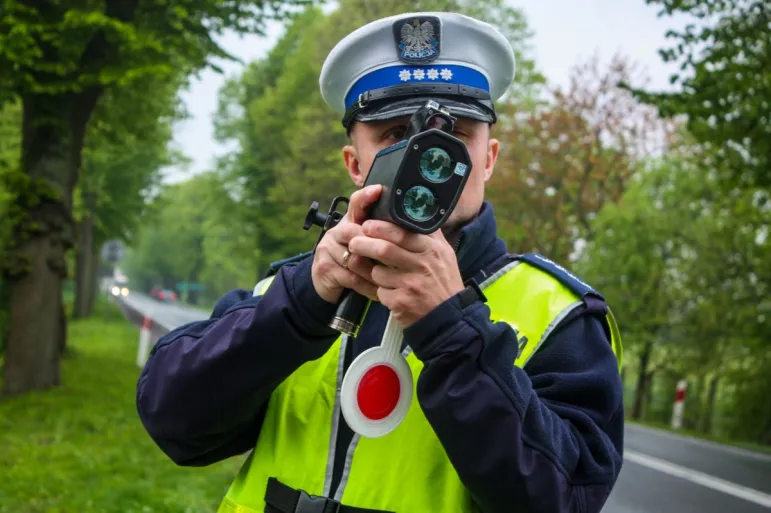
111,285,129,297
152,288,177,302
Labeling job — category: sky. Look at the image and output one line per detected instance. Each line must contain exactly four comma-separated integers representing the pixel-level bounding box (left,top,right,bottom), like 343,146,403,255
164,0,691,184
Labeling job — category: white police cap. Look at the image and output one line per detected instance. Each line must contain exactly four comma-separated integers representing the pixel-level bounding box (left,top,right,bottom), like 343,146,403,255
320,12,515,130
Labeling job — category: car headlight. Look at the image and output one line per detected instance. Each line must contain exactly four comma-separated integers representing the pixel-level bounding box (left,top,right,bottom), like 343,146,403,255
121,287,129,296
111,286,120,296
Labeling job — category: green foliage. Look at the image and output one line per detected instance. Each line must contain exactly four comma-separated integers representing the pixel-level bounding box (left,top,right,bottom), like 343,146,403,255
0,0,315,100
577,150,771,443
0,298,245,511
122,172,256,302
0,0,318,396
76,71,189,249
0,100,21,354
635,0,771,188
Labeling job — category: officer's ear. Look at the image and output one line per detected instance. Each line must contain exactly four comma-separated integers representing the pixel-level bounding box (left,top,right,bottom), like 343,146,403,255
485,129,500,182
342,138,365,187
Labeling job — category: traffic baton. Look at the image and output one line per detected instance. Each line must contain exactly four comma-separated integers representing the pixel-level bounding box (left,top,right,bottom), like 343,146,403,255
340,313,412,438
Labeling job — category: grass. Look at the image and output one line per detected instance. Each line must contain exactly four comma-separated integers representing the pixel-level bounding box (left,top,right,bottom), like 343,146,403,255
627,418,771,456
0,297,247,513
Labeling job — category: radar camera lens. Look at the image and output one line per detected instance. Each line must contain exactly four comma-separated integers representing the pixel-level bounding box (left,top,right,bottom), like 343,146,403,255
403,185,438,222
419,147,453,183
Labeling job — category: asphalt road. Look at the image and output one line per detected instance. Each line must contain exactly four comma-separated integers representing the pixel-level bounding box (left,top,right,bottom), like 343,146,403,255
118,292,771,513
604,424,771,513
118,290,209,331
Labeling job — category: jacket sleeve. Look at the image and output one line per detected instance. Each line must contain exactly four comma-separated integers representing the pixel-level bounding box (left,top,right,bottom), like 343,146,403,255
404,293,624,513
136,257,340,466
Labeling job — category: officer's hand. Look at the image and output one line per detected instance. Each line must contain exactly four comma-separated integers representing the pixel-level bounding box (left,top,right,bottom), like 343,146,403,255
348,220,465,328
311,185,382,304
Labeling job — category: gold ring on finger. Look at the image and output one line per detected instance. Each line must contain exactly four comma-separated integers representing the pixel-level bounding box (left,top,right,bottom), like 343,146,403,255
342,249,351,269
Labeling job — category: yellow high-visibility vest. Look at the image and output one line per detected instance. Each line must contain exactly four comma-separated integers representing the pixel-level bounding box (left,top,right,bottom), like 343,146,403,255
219,255,623,513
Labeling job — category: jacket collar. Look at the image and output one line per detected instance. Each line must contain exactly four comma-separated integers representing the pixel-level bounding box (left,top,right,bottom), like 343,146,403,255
455,201,508,281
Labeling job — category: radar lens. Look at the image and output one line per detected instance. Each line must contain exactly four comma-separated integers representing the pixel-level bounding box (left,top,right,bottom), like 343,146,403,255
419,147,453,183
403,185,438,222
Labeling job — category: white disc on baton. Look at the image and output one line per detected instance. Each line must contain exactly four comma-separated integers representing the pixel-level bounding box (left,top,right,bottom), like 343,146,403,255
340,313,413,438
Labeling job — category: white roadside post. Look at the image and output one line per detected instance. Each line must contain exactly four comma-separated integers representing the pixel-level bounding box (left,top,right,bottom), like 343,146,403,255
136,315,153,368
671,379,687,430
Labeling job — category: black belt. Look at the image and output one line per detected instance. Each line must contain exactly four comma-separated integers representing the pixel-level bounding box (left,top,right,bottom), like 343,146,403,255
265,477,394,513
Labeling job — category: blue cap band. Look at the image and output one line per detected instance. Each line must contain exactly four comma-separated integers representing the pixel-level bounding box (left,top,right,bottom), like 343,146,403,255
344,64,490,110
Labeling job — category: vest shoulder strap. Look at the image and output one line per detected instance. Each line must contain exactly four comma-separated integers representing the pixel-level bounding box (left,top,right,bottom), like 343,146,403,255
252,251,313,297
516,253,605,301
265,250,314,278
514,253,623,371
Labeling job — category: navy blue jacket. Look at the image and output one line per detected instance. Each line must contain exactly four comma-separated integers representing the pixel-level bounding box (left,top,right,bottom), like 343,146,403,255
136,201,624,513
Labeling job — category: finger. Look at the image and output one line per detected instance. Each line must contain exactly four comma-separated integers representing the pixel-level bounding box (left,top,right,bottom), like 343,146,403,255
361,220,430,253
348,235,418,269
376,286,403,312
346,253,375,281
346,184,382,225
336,268,379,301
330,221,363,247
370,264,403,289
322,238,349,270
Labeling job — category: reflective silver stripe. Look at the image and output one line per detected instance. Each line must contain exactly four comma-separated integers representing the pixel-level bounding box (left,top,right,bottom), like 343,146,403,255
323,334,349,495
333,344,414,500
479,260,519,289
333,432,361,501
252,277,272,296
520,300,583,368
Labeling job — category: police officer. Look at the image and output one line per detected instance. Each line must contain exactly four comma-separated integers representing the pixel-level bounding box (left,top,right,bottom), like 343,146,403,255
137,11,625,513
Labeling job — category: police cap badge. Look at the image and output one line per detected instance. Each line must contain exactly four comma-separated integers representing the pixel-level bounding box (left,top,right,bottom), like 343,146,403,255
393,16,441,63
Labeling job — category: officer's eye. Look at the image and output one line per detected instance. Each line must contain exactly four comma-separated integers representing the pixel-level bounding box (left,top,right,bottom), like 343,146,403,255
384,126,406,140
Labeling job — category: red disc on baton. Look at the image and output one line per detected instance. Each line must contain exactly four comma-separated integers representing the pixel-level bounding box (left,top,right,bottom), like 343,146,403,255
341,345,412,438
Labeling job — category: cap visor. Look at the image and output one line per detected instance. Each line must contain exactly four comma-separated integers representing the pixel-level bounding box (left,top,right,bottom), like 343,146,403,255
355,96,494,124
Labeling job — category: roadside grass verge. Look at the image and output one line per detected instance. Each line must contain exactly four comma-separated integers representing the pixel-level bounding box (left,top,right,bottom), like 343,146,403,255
0,297,246,513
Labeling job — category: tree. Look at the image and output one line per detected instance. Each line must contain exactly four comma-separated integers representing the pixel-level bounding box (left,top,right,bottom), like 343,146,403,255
0,100,22,356
122,172,255,304
214,7,326,279
577,147,771,434
575,157,687,419
634,0,771,189
489,53,675,264
0,0,313,396
71,72,187,319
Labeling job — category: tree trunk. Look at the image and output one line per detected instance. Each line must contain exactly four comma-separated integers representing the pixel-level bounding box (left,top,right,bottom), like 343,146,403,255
2,87,103,396
58,295,68,356
645,371,655,419
73,192,95,318
759,418,771,446
632,342,652,420
4,201,70,394
701,374,719,435
87,245,100,312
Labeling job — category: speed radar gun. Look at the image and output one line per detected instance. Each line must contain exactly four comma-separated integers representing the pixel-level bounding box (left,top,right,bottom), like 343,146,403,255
303,99,472,437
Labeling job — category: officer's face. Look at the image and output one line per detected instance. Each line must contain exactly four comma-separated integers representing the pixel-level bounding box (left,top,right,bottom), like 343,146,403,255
343,115,500,233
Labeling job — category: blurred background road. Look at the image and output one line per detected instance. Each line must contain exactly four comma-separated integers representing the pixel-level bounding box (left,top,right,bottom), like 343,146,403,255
118,293,771,513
